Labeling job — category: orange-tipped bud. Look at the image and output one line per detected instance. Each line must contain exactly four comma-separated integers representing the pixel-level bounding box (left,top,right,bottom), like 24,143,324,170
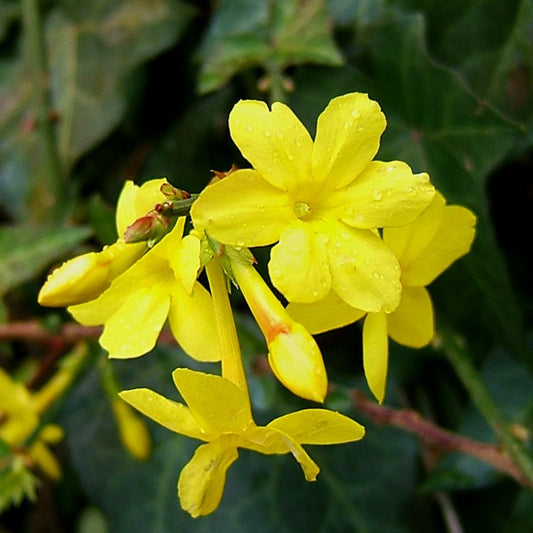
123,211,169,244
229,255,327,402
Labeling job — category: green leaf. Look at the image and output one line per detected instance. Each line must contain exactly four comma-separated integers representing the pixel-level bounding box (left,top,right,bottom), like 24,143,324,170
0,0,195,220
0,224,92,295
0,453,38,513
197,0,343,94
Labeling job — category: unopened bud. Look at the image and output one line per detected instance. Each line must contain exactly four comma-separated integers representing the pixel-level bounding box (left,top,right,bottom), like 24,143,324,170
112,398,151,460
160,182,191,200
124,211,169,245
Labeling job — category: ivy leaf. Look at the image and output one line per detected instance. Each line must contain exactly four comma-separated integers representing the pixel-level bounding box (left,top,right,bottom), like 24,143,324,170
197,0,343,94
0,224,91,296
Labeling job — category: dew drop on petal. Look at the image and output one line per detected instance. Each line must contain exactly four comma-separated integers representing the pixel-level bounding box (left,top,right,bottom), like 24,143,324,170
246,125,254,133
236,238,245,247
351,109,360,119
372,189,383,201
264,129,272,137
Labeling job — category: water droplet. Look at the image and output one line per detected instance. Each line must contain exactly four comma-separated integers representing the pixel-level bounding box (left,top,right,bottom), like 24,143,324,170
405,186,415,194
311,289,319,298
276,131,284,140
351,109,360,118
246,125,254,133
257,203,266,212
264,129,272,137
272,268,282,277
386,165,396,172
236,238,245,247
340,232,350,241
372,271,380,279
372,189,383,201
287,153,295,161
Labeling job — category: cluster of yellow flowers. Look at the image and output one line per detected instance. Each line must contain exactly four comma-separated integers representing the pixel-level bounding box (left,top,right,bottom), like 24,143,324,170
37,93,476,517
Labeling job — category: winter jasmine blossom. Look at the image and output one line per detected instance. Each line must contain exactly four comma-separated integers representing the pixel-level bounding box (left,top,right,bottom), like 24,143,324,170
192,93,435,313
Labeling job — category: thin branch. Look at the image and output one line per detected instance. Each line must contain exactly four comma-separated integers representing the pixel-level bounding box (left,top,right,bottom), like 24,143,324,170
351,390,531,487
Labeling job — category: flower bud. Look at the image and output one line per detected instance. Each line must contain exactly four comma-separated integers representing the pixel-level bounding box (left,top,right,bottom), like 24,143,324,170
112,398,151,461
123,211,169,245
229,256,327,402
38,241,144,307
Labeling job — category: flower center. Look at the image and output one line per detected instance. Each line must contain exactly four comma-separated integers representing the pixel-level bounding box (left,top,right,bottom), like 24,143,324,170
293,201,311,219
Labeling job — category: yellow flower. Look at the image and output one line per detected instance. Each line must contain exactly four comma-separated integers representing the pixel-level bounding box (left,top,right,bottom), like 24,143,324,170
0,368,64,479
120,368,365,517
288,192,476,402
38,179,169,307
192,93,435,313
229,255,327,402
68,221,221,361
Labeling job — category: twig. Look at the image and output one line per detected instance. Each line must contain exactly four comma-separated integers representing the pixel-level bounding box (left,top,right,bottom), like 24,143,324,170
352,390,531,487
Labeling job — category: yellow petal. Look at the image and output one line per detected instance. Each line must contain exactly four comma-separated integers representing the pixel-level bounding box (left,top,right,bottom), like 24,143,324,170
168,280,221,362
178,438,239,517
68,248,171,326
387,286,434,348
383,192,446,264
170,234,201,294
362,311,389,403
119,388,205,439
115,178,167,236
172,369,253,434
268,323,328,403
324,161,435,228
287,292,365,334
29,441,62,479
271,430,320,481
268,221,331,303
268,408,365,444
111,398,151,460
401,205,477,286
229,100,314,191
100,281,171,358
312,93,386,190
191,169,294,247
322,220,402,313
39,424,64,444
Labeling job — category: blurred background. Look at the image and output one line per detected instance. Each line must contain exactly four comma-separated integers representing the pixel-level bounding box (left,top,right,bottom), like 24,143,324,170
1,1,532,531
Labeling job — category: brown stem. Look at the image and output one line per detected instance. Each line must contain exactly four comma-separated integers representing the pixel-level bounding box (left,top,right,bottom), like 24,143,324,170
351,390,530,487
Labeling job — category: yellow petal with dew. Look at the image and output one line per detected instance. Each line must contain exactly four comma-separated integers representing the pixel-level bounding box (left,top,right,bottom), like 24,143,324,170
119,388,206,440
191,169,294,247
383,191,446,264
170,233,201,294
362,311,389,403
312,92,386,190
287,291,365,334
168,280,221,362
400,205,477,287
229,100,314,191
172,369,253,434
324,161,434,229
387,286,434,348
268,221,331,303
38,241,147,308
112,398,151,460
322,220,402,313
68,246,171,326
268,408,365,444
100,281,170,358
268,323,328,403
178,438,239,518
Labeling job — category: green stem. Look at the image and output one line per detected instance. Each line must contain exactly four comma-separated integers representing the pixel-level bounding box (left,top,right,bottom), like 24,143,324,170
440,325,533,487
265,61,287,104
22,0,65,223
205,258,249,396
